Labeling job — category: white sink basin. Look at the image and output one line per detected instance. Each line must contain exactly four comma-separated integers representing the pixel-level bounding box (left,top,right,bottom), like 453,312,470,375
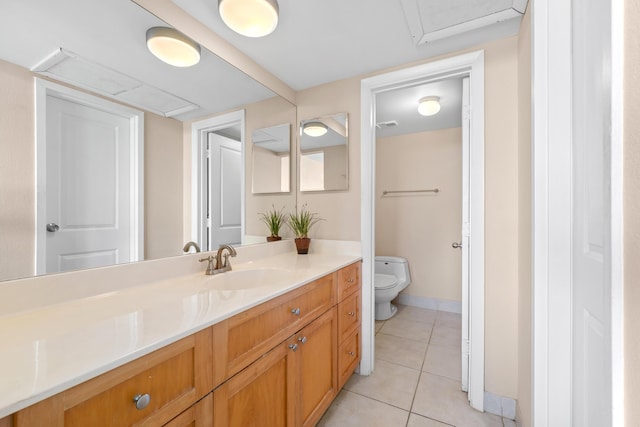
202,268,296,290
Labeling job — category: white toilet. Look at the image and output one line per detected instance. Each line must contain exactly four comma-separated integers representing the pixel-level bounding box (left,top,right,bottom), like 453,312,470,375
374,256,411,320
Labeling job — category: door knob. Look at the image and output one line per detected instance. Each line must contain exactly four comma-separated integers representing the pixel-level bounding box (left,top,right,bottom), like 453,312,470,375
451,242,462,249
46,223,60,232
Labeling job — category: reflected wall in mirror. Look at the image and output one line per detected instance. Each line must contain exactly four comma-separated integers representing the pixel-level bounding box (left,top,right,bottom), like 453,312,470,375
299,113,349,192
0,0,295,282
251,124,291,194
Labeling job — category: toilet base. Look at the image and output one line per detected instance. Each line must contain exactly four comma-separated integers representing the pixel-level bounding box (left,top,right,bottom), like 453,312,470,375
375,301,398,321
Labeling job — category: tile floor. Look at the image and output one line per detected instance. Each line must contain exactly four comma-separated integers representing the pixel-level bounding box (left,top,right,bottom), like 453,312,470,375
318,304,516,427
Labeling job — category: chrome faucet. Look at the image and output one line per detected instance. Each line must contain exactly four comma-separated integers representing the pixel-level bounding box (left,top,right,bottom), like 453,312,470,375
198,245,237,275
183,241,201,253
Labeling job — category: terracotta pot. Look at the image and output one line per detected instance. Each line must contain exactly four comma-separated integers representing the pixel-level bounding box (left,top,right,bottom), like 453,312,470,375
294,237,311,254
266,235,282,242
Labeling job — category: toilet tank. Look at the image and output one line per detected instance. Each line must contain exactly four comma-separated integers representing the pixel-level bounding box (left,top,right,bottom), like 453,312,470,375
375,256,411,284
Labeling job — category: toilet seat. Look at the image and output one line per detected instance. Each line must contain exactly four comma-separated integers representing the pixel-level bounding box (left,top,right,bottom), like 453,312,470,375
374,273,398,290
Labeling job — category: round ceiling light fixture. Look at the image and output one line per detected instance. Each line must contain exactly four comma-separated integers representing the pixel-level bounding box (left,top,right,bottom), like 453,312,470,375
219,0,279,38
303,121,328,137
417,96,441,116
146,27,201,67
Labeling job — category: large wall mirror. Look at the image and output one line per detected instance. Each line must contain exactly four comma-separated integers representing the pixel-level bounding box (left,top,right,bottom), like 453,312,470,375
0,0,296,282
251,124,291,194
299,113,349,192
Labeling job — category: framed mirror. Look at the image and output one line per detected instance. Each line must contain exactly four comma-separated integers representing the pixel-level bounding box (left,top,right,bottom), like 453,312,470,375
299,113,349,192
251,124,291,194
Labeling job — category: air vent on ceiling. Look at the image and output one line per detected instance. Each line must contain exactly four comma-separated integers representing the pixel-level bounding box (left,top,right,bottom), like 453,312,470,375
31,49,199,117
400,0,528,45
376,120,399,129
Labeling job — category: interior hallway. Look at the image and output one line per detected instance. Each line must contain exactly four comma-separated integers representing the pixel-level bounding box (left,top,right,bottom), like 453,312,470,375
318,304,515,427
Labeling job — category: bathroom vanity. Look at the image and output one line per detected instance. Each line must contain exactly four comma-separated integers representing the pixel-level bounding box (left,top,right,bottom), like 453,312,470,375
0,242,361,426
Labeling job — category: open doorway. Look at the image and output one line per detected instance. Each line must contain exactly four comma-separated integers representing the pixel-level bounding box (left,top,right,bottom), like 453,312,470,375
361,50,485,410
190,110,245,251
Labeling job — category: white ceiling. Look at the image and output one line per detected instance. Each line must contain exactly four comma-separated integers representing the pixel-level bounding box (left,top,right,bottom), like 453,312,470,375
172,0,527,91
0,0,526,129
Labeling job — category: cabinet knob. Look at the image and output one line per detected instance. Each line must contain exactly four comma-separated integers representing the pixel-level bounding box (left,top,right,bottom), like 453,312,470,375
347,277,355,283
347,311,355,317
133,393,151,410
348,351,355,357
298,336,307,344
289,343,298,352
291,307,301,316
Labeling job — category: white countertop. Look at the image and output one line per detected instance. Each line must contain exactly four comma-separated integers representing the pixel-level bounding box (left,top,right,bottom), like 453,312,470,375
0,247,361,418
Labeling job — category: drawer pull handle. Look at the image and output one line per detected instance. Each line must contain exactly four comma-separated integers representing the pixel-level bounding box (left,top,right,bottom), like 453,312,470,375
291,307,301,316
298,336,307,344
133,393,151,410
347,311,355,317
289,343,298,352
348,351,355,357
347,278,355,283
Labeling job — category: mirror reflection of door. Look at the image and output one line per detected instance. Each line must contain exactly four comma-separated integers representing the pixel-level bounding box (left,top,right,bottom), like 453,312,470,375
206,132,242,249
36,81,143,274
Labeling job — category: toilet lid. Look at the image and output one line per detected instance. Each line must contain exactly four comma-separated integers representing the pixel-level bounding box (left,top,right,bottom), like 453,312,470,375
374,273,398,290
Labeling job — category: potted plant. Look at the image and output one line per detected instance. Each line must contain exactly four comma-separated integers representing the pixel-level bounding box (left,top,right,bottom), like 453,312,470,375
287,204,323,254
258,205,287,242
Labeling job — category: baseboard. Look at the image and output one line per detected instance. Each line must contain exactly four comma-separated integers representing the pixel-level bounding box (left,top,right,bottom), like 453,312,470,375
395,293,462,314
484,391,516,420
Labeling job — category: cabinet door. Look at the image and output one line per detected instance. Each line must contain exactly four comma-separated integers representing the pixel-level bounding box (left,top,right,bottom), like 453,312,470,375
213,340,297,427
297,307,338,427
163,394,213,427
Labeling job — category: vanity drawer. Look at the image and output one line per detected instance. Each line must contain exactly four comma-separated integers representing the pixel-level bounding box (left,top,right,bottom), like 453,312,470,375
337,262,361,301
15,328,213,427
213,273,336,385
338,289,361,343
337,328,361,389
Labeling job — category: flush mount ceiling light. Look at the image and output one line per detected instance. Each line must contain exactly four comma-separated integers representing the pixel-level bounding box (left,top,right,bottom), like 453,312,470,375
303,121,328,137
418,96,441,116
219,0,279,38
146,27,201,67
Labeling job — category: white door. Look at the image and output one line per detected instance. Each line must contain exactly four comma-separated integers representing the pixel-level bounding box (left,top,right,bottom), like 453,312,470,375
40,93,136,273
460,76,471,393
571,0,612,424
207,132,242,249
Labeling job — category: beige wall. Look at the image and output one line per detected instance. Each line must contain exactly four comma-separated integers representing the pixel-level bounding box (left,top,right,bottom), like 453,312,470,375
144,114,184,259
0,60,35,281
296,79,362,241
0,59,184,281
517,5,532,426
295,36,521,399
624,0,640,423
376,128,462,302
245,97,297,238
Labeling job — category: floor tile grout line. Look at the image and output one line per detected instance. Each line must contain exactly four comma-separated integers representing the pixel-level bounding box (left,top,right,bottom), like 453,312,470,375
341,388,412,416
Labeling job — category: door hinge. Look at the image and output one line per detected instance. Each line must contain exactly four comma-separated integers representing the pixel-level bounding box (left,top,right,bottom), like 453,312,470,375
462,222,470,237
463,339,471,356
463,105,471,121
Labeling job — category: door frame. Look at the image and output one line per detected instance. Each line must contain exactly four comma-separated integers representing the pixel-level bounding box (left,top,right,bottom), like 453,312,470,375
360,50,486,410
190,110,246,249
35,79,144,274
531,0,624,425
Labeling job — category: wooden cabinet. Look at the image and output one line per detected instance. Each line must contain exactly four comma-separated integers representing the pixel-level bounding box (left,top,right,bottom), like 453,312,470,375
14,328,212,427
163,394,213,427
10,261,361,427
336,262,362,389
212,307,337,427
212,272,335,386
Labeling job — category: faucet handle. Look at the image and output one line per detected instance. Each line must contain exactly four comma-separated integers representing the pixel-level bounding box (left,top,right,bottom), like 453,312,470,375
198,256,216,275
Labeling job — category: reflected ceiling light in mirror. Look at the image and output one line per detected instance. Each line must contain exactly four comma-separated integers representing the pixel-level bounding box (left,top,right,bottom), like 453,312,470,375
146,27,201,67
219,0,279,37
418,96,441,116
303,121,328,137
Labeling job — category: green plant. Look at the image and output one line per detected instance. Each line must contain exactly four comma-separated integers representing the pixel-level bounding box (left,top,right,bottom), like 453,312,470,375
258,205,287,237
287,204,323,238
